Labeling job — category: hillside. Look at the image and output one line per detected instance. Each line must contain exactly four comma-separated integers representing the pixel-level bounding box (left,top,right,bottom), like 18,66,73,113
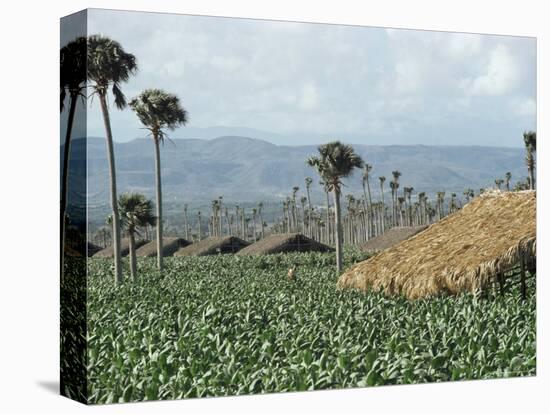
62,135,526,224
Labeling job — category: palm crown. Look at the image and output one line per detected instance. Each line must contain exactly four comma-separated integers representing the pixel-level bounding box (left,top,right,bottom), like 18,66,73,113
130,89,188,141
116,193,156,235
60,36,87,111
87,35,138,109
523,131,536,152
306,141,364,192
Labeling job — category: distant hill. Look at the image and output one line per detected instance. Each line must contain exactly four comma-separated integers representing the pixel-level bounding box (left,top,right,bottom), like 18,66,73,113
63,136,527,224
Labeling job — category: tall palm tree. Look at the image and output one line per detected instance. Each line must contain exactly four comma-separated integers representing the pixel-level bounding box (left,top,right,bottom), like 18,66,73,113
320,180,331,244
436,191,445,221
404,186,414,226
391,170,402,226
115,193,155,281
60,36,87,279
258,202,265,239
291,186,299,232
307,141,364,272
251,208,258,241
183,204,189,239
523,131,536,190
88,35,137,285
378,176,386,232
362,164,373,237
197,211,203,241
305,177,313,235
129,89,188,271
505,172,512,191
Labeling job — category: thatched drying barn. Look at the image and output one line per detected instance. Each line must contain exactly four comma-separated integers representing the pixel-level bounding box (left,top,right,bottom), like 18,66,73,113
361,226,427,253
237,233,333,255
64,245,83,257
86,242,102,257
174,236,249,256
136,237,191,257
338,191,536,299
93,238,149,258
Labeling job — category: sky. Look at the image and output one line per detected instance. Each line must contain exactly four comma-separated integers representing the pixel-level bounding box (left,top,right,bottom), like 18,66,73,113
66,8,536,146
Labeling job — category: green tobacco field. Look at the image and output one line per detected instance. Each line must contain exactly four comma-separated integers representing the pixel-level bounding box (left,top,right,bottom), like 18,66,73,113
81,252,536,404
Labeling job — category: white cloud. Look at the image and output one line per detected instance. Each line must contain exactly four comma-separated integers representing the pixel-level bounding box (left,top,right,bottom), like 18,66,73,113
210,55,244,72
461,44,520,96
515,98,537,117
298,82,319,111
85,10,536,146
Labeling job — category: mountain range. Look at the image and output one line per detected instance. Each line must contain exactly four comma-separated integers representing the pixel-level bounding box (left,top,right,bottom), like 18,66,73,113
63,136,527,224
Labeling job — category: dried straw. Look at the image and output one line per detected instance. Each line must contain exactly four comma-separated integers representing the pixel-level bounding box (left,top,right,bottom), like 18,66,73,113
338,191,536,299
237,233,333,255
361,226,427,253
174,236,249,256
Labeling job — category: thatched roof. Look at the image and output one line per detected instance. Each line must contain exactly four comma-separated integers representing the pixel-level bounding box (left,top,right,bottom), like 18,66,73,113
174,236,249,256
86,242,102,257
93,238,149,258
360,226,427,253
237,233,333,255
135,237,191,257
338,191,536,299
64,245,83,257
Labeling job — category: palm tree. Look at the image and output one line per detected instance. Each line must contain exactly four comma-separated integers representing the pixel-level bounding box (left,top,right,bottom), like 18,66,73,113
523,131,536,190
291,186,299,232
404,187,414,226
378,176,386,232
197,211,203,241
258,202,265,239
362,164,373,237
505,172,512,191
391,171,402,226
320,180,331,244
252,208,258,241
115,193,155,281
183,204,189,239
129,89,188,271
307,141,364,272
88,35,137,285
436,191,445,220
300,196,308,233
60,36,87,279
304,177,313,235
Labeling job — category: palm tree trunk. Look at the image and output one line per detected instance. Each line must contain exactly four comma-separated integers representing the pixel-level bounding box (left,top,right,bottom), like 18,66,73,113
60,92,78,281
153,136,163,271
325,191,330,245
252,214,257,241
129,230,137,282
528,155,535,190
184,210,189,240
333,188,344,273
259,211,264,239
366,178,373,238
99,92,123,285
306,187,312,236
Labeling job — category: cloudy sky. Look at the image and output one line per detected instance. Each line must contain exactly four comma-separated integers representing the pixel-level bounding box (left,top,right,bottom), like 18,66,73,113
79,8,535,146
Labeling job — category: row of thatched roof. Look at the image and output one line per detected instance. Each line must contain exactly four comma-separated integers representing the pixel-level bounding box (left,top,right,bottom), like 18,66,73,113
89,233,334,257
338,191,536,299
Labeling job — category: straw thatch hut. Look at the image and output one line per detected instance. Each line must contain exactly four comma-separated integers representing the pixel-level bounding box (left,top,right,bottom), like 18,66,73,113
86,242,102,257
174,236,249,256
135,237,191,257
361,226,427,253
237,233,333,255
64,245,83,257
338,191,536,299
93,238,149,258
